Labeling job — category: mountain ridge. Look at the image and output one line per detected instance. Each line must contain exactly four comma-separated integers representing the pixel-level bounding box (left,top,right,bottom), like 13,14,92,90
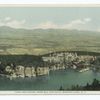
0,26,99,33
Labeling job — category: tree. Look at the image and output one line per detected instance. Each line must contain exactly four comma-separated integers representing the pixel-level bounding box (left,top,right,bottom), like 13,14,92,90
59,86,64,90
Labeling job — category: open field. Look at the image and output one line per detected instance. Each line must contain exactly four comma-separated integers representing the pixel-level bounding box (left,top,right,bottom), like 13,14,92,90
0,26,100,55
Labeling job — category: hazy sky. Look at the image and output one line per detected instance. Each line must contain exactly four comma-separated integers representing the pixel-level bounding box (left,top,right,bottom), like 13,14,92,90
0,7,100,31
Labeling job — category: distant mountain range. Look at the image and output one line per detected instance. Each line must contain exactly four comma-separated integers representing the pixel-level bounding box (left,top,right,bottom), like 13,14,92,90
0,26,100,55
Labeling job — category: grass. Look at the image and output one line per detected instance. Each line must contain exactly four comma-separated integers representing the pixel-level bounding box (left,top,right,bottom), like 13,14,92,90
0,28,100,55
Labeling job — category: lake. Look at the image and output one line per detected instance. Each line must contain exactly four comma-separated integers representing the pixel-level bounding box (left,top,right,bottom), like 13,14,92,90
0,69,100,90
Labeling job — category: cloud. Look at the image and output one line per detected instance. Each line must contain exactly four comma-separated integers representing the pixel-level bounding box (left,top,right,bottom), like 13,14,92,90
61,18,91,29
84,18,91,22
33,21,58,29
4,17,11,21
62,19,85,29
0,17,26,29
0,17,91,30
33,18,92,30
5,20,26,28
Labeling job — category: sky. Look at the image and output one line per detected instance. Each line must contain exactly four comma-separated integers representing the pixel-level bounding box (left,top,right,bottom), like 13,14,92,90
0,7,100,31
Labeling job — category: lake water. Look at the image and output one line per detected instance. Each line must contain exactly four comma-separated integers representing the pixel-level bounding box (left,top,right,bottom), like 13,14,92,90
0,69,100,90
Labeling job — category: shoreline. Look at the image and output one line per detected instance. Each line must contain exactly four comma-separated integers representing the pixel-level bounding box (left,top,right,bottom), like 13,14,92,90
0,51,99,80
0,67,92,80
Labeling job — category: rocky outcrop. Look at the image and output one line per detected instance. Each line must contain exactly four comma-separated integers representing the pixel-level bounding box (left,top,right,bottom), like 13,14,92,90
25,67,32,77
4,65,49,78
15,66,25,78
36,67,49,76
31,67,36,77
25,67,36,77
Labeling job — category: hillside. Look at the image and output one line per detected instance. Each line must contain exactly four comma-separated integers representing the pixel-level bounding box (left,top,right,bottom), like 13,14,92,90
0,26,100,55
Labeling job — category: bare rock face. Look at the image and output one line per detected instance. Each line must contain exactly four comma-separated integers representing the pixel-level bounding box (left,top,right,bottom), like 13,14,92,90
25,67,32,77
5,66,12,73
24,67,36,77
15,65,25,78
36,67,49,76
31,67,36,77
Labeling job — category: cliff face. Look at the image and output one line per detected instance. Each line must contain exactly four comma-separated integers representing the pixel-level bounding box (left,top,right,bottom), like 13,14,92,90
3,52,99,79
5,66,49,78
36,67,49,76
15,66,25,77
24,67,36,77
31,67,36,77
25,67,32,77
